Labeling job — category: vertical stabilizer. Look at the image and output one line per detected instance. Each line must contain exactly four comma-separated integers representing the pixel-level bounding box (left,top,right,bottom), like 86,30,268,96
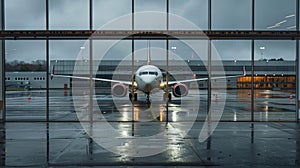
147,41,151,65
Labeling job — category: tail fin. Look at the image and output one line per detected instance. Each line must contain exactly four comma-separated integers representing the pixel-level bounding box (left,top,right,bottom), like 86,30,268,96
147,41,151,65
51,66,55,80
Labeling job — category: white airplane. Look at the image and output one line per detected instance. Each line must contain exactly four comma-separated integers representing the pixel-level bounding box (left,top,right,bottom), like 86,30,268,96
51,44,246,102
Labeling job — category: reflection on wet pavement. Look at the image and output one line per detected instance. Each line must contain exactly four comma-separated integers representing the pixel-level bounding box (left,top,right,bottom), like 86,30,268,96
1,89,299,166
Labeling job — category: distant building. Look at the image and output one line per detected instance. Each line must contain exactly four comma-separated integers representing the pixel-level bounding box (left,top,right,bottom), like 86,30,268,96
5,60,296,90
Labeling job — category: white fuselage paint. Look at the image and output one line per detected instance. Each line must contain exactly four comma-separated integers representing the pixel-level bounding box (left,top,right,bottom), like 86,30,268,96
135,65,163,94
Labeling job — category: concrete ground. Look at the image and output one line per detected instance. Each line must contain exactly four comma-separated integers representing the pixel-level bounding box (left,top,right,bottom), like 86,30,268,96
0,122,299,167
1,89,299,167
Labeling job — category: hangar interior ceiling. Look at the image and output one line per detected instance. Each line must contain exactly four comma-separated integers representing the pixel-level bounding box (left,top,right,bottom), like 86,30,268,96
1,0,300,123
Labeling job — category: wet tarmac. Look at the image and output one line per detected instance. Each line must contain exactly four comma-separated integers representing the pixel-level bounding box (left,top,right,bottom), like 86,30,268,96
5,89,296,122
1,89,299,167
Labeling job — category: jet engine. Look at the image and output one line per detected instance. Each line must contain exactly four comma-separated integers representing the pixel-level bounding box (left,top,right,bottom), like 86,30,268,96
111,83,127,97
172,83,188,97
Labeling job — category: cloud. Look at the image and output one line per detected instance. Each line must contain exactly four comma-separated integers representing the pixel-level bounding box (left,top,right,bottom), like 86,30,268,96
50,40,86,60
3,0,297,62
170,0,208,30
5,41,46,62
254,40,296,60
93,0,132,29
212,0,251,30
49,0,89,29
255,0,296,30
135,0,166,12
5,0,46,30
213,40,251,60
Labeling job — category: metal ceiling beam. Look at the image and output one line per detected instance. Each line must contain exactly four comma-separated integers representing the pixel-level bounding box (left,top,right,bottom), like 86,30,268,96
0,30,300,40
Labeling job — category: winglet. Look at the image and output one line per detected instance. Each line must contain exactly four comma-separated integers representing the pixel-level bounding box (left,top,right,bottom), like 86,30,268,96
147,40,151,65
243,66,246,76
51,66,55,80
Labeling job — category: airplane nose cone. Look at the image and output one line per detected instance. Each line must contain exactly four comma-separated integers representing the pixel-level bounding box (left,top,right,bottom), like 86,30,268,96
142,76,156,90
142,76,156,84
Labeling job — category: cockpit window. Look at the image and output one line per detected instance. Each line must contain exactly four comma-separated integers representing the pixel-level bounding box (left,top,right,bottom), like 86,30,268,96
139,71,148,76
139,71,158,76
149,71,158,76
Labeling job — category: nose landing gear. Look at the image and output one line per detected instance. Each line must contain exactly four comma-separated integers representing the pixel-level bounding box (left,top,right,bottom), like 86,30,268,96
129,92,137,101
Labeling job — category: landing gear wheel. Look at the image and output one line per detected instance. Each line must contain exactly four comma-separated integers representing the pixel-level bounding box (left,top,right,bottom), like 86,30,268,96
134,93,137,101
129,93,138,101
168,93,172,101
129,93,132,101
163,93,172,101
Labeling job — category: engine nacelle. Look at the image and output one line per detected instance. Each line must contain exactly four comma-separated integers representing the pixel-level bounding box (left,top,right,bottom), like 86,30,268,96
111,83,127,97
172,83,189,97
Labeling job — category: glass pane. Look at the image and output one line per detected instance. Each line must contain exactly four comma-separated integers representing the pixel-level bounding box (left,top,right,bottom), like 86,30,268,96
135,0,166,12
255,0,296,30
5,123,46,166
49,0,89,30
254,40,296,121
212,40,251,121
212,0,251,30
5,0,46,30
93,0,131,30
49,40,87,121
169,0,208,30
169,40,208,122
5,41,46,121
134,0,166,30
92,40,132,122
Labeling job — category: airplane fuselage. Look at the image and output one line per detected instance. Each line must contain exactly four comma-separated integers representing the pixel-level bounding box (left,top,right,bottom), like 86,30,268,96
135,65,163,94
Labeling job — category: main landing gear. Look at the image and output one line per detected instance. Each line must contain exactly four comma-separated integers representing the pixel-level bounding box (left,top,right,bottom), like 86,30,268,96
129,92,137,101
163,92,172,101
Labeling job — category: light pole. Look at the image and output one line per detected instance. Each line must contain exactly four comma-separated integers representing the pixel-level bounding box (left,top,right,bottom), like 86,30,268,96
171,46,176,60
259,46,265,61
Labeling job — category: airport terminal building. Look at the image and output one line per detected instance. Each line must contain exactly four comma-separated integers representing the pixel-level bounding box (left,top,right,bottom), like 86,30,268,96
5,60,296,90
1,0,300,167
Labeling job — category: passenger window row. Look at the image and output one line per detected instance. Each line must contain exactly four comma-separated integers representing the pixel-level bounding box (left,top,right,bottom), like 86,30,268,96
13,77,29,81
34,77,45,80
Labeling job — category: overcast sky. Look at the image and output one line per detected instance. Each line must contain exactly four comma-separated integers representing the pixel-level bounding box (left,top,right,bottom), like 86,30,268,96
4,0,298,63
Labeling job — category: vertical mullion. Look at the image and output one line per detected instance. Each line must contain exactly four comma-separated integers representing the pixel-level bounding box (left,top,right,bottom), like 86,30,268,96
46,0,49,122
90,0,93,30
296,0,299,121
251,40,254,125
296,40,299,121
251,0,255,125
131,0,135,136
1,0,5,122
208,0,211,30
166,0,169,124
45,0,50,166
206,40,212,153
208,0,212,121
252,0,255,31
89,0,94,124
167,0,169,31
207,0,212,147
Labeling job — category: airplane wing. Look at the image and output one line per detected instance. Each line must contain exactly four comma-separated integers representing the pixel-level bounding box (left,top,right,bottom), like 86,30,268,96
51,67,132,85
166,66,246,85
